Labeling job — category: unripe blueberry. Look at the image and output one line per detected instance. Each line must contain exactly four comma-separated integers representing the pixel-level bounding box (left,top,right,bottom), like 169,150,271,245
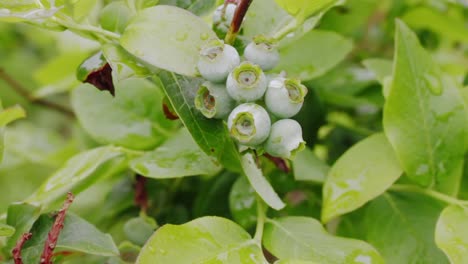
265,77,308,118
213,3,237,32
226,62,267,102
244,35,280,71
195,81,235,119
264,119,305,159
228,103,271,146
197,39,240,83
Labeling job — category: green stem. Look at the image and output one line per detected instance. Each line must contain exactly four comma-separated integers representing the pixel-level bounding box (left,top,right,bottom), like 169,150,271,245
253,196,266,244
390,184,468,207
272,18,299,41
52,16,121,42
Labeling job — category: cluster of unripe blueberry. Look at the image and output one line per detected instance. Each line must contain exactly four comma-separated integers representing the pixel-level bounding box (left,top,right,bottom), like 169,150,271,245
194,15,307,160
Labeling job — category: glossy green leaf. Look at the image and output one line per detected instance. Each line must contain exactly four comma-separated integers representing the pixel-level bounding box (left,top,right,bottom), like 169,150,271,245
6,203,41,252
229,176,257,229
339,192,448,264
0,222,15,237
293,146,328,183
154,72,241,172
274,0,341,21
383,21,467,194
274,30,353,81
130,129,222,178
25,146,124,207
136,216,266,264
242,152,285,210
21,213,119,264
121,5,217,76
322,133,403,223
435,205,468,263
72,78,177,150
102,43,151,81
362,58,392,85
263,216,384,263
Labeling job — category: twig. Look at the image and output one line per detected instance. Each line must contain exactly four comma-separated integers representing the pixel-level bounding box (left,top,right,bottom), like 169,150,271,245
0,68,75,118
134,174,149,213
40,192,75,264
12,233,33,264
224,0,253,44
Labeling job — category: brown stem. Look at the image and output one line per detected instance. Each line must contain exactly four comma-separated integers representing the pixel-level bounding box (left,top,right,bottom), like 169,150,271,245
12,233,33,264
134,174,149,213
0,68,75,118
40,192,75,264
224,0,253,44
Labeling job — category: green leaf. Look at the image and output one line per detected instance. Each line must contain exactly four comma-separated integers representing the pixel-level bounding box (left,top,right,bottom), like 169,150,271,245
274,30,353,81
72,78,177,150
402,6,468,43
136,216,266,264
0,2,58,22
99,1,133,34
0,222,15,237
229,176,257,229
25,146,124,207
435,205,468,263
6,203,41,252
292,146,328,183
155,72,241,172
102,43,151,81
274,0,341,21
186,0,217,16
383,21,467,194
121,5,217,76
339,192,449,264
0,104,26,163
263,216,384,264
322,133,403,223
130,128,222,178
242,152,285,210
20,213,119,264
123,215,157,246
362,58,393,85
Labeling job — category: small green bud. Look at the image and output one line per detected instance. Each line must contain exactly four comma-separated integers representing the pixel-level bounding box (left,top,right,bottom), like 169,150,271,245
264,119,305,159
244,35,280,71
265,77,307,118
197,39,240,83
228,103,271,146
226,62,267,102
195,81,235,119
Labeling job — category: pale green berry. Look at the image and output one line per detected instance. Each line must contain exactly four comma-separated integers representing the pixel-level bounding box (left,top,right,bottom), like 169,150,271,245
213,3,237,32
265,77,308,118
197,39,240,83
265,119,305,159
228,103,271,146
244,36,280,71
195,81,235,119
226,62,267,102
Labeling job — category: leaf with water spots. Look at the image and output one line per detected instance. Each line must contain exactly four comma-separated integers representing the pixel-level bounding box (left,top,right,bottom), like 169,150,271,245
136,216,267,264
383,20,467,194
229,176,257,229
263,216,384,264
130,128,222,178
120,5,217,76
322,133,403,223
435,205,468,263
274,30,353,81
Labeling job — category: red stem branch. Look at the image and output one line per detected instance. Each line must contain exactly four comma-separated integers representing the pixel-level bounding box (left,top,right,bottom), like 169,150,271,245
40,192,74,264
224,0,253,44
134,174,149,213
12,233,33,264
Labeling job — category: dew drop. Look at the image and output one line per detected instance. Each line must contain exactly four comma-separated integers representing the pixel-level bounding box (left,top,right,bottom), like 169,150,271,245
423,73,442,95
176,31,188,41
200,33,209,40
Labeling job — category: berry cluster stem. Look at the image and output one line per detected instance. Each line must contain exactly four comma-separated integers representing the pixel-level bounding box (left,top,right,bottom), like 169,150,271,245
12,233,33,264
225,0,253,44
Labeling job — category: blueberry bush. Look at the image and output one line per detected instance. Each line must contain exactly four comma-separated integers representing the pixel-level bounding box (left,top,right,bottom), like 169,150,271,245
0,0,467,263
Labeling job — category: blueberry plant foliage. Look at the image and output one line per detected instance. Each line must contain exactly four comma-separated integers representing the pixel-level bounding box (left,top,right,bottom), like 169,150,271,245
0,0,468,263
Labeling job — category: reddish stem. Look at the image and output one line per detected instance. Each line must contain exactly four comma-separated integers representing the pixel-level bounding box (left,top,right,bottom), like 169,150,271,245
12,233,33,264
134,174,149,212
264,153,290,173
40,192,74,264
225,0,253,44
